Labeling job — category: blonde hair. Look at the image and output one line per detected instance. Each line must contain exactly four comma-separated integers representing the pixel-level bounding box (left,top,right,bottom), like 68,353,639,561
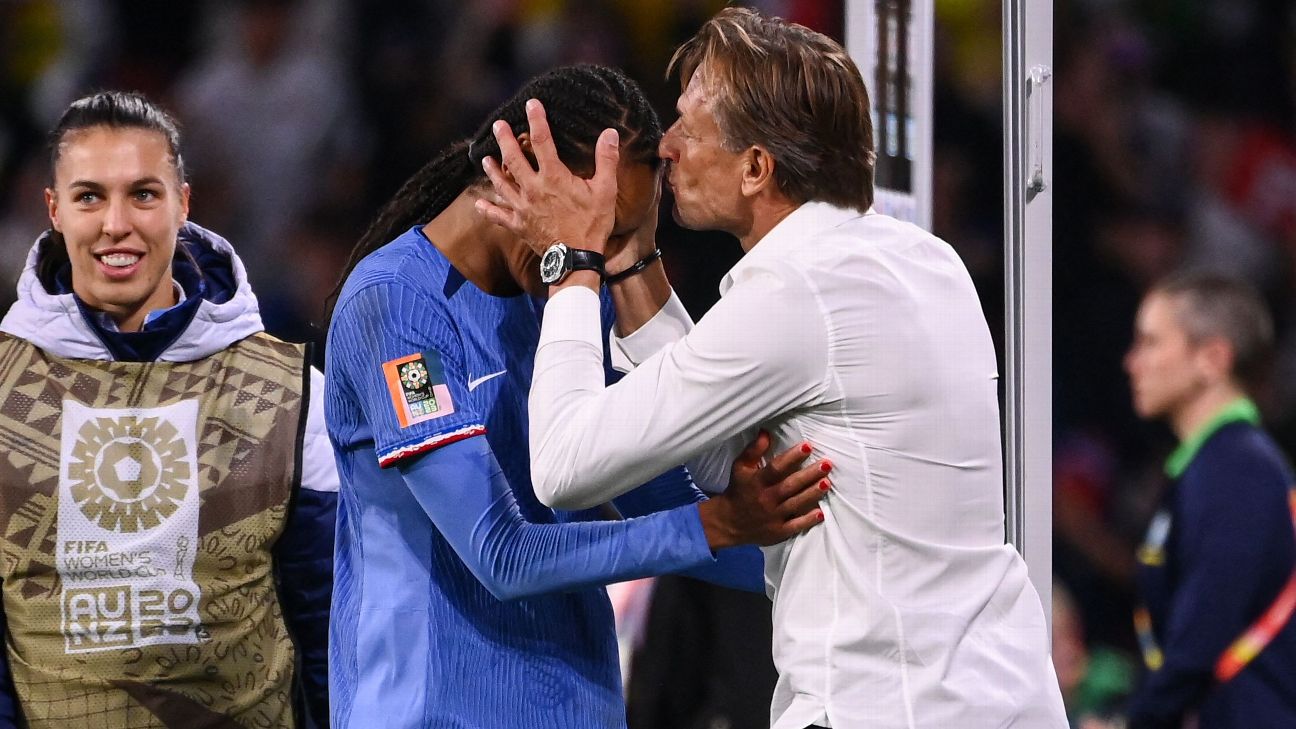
668,7,876,210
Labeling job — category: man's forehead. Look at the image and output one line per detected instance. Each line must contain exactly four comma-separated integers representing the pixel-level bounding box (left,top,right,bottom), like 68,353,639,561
680,68,714,108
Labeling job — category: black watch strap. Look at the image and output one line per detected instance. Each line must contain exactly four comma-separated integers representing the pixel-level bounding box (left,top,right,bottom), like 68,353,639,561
568,248,606,277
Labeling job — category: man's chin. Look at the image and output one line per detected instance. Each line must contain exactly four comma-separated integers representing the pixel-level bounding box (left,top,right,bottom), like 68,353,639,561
670,202,700,231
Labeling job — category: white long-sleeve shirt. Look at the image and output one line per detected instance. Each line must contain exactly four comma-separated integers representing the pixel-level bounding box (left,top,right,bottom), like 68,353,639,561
529,202,1066,729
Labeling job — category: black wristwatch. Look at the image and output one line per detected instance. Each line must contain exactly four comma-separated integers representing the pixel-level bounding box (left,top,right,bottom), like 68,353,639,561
539,242,606,285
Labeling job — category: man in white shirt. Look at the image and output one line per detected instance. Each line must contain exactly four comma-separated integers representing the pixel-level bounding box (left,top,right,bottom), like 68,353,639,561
476,7,1067,728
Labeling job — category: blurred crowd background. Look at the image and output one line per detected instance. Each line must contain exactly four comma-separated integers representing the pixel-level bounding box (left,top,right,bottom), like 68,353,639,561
0,0,1293,727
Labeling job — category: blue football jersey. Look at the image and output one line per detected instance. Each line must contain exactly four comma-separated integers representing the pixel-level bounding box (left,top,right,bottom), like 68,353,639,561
325,228,628,728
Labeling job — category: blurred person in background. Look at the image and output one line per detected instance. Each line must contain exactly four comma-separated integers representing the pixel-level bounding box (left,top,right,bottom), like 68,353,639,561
624,572,780,729
178,0,367,332
323,64,827,729
0,91,335,728
480,7,1067,728
1053,580,1136,728
1122,272,1296,728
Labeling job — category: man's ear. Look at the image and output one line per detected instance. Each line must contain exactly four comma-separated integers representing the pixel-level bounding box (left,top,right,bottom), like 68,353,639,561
45,188,60,232
740,145,777,198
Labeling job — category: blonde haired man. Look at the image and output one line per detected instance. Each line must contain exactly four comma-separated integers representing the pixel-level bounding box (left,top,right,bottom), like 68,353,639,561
480,7,1068,728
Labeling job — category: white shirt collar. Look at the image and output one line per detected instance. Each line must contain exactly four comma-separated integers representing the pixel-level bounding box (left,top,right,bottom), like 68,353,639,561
719,201,869,295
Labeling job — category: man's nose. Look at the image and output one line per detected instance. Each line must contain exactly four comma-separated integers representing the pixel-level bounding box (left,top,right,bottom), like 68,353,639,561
658,130,678,162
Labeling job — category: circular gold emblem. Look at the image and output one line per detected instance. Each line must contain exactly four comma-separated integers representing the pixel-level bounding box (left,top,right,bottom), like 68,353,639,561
67,416,191,533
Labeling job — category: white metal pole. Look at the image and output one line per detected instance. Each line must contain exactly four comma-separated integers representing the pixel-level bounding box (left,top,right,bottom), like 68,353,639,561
1003,0,1054,624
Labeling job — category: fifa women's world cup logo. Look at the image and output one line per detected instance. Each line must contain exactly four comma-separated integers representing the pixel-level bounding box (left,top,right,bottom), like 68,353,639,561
400,360,430,392
57,401,204,653
66,416,191,533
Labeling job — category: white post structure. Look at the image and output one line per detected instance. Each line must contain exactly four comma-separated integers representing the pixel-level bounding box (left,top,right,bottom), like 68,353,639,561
845,0,934,229
1003,0,1054,622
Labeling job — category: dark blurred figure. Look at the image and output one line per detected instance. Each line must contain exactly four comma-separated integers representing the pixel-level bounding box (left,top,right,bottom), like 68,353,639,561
1053,580,1136,729
265,207,363,367
626,575,778,729
177,0,368,323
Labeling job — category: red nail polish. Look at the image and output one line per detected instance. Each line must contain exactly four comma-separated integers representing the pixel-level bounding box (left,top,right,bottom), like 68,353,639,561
800,443,812,455
819,461,832,473
819,480,830,491
816,510,825,521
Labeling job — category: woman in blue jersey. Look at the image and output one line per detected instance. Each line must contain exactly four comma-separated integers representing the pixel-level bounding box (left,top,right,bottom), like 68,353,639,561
323,65,828,729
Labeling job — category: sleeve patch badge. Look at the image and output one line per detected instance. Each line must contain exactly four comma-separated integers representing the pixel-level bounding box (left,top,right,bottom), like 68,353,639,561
383,351,456,428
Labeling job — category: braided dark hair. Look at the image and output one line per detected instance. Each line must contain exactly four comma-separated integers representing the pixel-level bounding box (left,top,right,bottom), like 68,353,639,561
325,64,662,322
40,91,187,285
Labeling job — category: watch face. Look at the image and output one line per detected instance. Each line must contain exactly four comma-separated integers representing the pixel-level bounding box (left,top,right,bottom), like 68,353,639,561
539,243,568,284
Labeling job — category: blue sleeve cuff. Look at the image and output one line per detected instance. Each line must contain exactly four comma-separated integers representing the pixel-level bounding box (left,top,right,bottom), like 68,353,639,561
377,423,487,468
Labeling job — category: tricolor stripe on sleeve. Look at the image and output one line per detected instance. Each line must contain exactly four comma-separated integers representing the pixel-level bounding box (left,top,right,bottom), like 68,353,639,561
377,424,487,468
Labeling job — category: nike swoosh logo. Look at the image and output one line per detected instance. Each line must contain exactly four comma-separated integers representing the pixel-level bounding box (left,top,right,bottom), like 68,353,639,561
467,370,508,391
